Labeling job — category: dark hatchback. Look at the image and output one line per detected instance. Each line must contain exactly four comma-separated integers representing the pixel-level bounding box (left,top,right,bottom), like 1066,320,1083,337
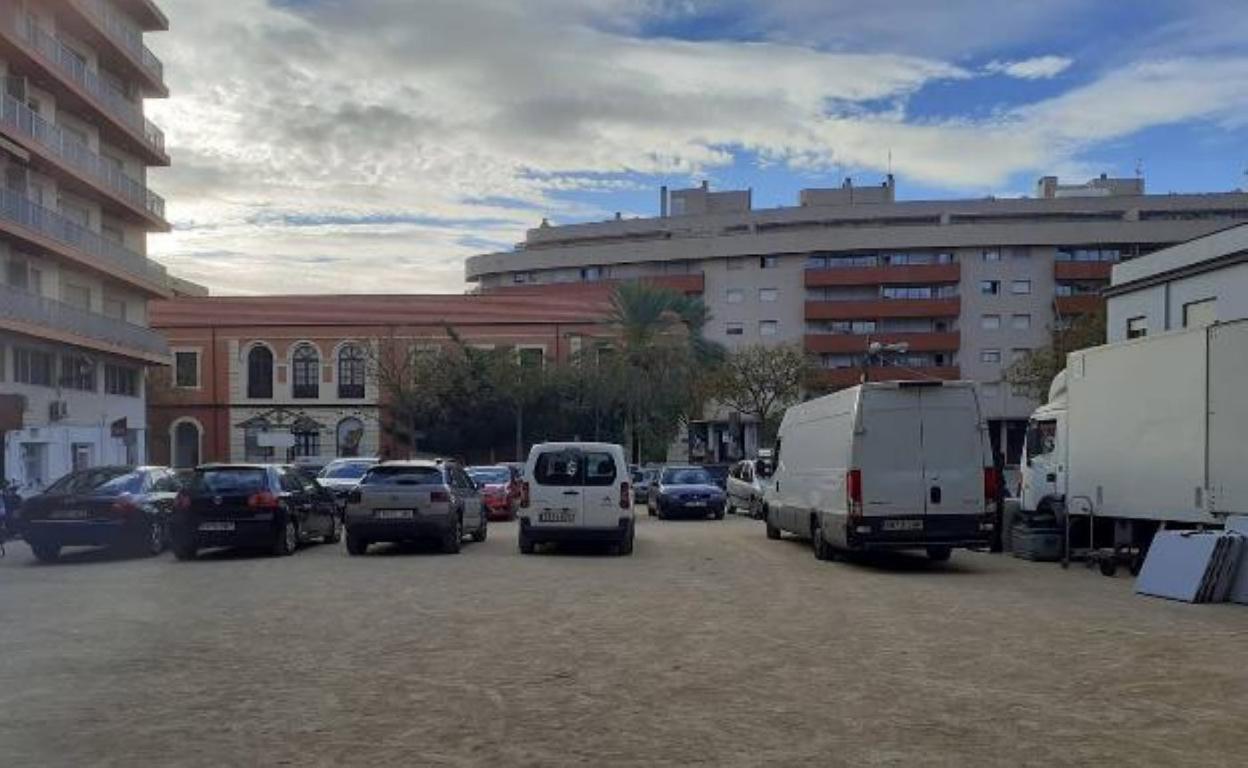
18,466,183,563
648,466,727,520
171,464,341,560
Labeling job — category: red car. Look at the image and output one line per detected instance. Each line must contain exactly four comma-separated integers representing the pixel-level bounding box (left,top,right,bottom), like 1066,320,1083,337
468,465,522,521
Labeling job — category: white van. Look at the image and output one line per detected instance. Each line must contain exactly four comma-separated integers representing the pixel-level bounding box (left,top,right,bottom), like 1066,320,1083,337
762,381,998,561
519,442,634,555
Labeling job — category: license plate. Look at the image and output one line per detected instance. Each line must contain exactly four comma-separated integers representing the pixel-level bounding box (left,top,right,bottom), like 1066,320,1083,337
375,509,414,520
199,521,235,532
882,519,923,532
538,510,576,523
50,509,90,519
685,501,707,508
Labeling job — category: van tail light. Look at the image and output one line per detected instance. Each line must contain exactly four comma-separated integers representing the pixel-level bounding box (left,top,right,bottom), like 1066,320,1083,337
174,491,191,512
846,469,863,519
984,467,1002,509
521,481,531,508
619,482,631,509
429,490,450,504
247,491,280,509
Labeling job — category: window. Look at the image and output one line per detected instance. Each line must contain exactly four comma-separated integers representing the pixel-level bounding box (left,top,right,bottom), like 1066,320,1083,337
981,315,1001,330
805,255,827,270
71,443,93,473
580,266,602,282
101,223,124,244
726,289,744,304
247,345,274,399
6,256,29,290
293,429,320,459
1011,280,1032,295
104,364,138,396
518,347,544,369
337,343,366,398
337,418,364,457
512,272,532,284
759,255,778,269
173,351,199,388
759,320,778,336
1183,299,1217,329
58,199,90,228
980,280,1000,295
291,344,320,399
1011,314,1032,330
1126,316,1148,339
533,448,585,487
60,354,95,391
725,322,744,336
981,249,1001,262
62,283,91,310
14,348,53,386
758,288,778,303
981,349,1001,364
103,296,126,320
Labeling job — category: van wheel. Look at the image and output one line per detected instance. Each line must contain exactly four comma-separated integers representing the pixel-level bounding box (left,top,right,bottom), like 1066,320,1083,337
812,517,834,561
764,509,780,540
619,532,634,556
518,533,535,555
345,531,368,556
926,546,952,562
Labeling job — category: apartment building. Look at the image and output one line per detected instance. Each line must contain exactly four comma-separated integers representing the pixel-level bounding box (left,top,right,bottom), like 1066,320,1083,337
146,293,616,468
0,0,170,492
466,175,1248,464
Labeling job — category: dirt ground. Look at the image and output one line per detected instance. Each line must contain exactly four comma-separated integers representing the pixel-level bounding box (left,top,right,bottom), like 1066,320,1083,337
1,512,1246,767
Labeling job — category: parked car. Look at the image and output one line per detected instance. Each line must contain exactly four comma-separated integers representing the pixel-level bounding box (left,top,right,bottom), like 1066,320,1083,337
18,466,182,562
344,460,486,555
171,464,341,560
631,467,658,505
648,466,727,520
317,458,380,508
468,464,522,520
519,442,634,555
763,381,997,562
726,459,765,518
702,463,732,491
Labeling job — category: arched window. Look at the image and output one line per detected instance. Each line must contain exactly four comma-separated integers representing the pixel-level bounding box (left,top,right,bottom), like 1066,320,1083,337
246,345,273,399
338,343,366,398
292,343,320,399
337,418,364,457
172,420,201,469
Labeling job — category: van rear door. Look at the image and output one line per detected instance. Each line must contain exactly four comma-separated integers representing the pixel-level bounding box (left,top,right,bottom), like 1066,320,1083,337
919,386,985,516
580,447,623,529
857,388,926,517
530,447,585,527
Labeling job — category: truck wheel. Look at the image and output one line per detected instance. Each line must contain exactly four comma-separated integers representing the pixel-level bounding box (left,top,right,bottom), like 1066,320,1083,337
440,515,462,554
345,531,368,556
765,508,780,540
29,540,61,563
926,546,952,562
811,517,834,561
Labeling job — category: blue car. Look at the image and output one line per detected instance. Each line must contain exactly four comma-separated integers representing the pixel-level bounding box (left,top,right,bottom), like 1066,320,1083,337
647,466,726,520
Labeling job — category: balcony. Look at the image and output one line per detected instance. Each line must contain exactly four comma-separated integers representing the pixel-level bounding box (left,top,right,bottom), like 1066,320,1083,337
1054,295,1104,316
1,93,167,226
805,263,960,288
0,187,169,295
0,8,167,163
813,366,962,390
1054,261,1114,280
68,0,166,94
0,282,170,364
489,272,705,296
805,297,961,321
804,332,960,355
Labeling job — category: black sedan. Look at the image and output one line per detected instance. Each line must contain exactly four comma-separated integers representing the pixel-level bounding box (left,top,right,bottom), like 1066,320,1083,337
647,466,727,520
18,466,183,563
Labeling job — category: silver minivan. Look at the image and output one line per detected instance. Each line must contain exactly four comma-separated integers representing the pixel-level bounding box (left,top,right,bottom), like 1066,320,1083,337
519,442,634,555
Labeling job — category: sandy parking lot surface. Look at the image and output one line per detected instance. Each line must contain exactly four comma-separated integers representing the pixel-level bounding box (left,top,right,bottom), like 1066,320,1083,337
1,513,1246,767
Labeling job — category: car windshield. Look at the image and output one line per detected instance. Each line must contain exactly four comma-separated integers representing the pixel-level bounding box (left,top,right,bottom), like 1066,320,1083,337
43,467,134,495
361,466,443,485
193,468,269,494
320,461,374,480
662,468,713,485
468,467,511,484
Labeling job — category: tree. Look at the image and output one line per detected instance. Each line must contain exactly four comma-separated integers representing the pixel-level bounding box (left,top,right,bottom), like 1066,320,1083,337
1006,308,1106,401
713,343,814,446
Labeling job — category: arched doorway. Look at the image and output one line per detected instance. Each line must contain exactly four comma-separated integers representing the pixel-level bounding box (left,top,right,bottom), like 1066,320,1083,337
172,419,202,469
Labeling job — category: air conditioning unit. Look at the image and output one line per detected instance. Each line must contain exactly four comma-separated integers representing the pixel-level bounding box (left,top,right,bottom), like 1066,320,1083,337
48,400,68,422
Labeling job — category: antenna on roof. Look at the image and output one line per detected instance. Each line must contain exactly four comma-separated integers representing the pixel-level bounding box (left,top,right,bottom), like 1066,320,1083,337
887,149,892,176
1135,158,1143,178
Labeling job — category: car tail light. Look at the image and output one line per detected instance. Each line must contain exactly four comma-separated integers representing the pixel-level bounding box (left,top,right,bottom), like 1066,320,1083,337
521,481,530,508
174,491,191,512
430,490,450,503
347,489,362,505
984,467,1002,509
619,482,630,509
110,496,141,517
846,469,863,519
248,491,280,509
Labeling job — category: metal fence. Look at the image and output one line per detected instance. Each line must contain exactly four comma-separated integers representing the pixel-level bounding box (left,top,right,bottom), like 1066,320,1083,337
0,282,169,357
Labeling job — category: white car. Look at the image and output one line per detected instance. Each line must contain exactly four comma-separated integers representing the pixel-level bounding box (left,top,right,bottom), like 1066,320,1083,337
519,442,634,555
726,459,765,518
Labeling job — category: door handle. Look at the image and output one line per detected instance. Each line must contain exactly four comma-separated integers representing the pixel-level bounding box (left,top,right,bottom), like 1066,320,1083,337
930,486,942,504
563,490,580,496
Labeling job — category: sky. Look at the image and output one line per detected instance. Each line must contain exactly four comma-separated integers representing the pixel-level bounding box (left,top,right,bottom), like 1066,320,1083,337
144,0,1248,295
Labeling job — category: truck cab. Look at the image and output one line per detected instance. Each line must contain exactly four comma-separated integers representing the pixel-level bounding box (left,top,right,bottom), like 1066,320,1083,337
1020,372,1068,517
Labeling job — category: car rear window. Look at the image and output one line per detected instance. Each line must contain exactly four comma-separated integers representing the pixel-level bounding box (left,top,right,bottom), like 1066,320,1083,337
93,472,146,496
583,452,617,487
533,450,581,487
662,468,713,485
194,468,269,494
468,467,511,484
320,461,374,479
361,466,444,485
44,467,135,495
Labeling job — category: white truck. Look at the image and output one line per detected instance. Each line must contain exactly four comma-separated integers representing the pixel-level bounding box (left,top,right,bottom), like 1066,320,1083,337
1019,320,1248,562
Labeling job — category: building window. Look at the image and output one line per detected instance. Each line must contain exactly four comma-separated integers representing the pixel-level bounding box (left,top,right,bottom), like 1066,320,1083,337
173,420,201,469
174,351,199,388
293,430,320,459
102,223,125,244
512,272,532,284
1011,280,1032,295
805,255,827,270
726,323,744,336
759,255,778,269
104,364,138,396
62,282,91,310
759,320,778,336
726,289,744,304
518,347,545,369
5,256,29,290
1011,314,1032,330
981,249,1001,262
1126,316,1148,339
980,280,1000,295
580,266,603,282
981,315,1001,330
337,418,364,458
292,344,320,399
71,443,93,472
759,288,778,303
14,348,53,386
1183,298,1217,329
60,354,95,391
337,343,366,398
981,349,1001,364
247,345,274,399
103,296,126,320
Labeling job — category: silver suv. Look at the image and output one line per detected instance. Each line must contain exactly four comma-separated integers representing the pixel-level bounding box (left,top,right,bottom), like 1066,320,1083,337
343,460,486,555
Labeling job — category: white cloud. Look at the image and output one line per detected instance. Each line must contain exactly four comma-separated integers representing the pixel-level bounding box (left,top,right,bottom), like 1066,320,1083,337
985,55,1073,80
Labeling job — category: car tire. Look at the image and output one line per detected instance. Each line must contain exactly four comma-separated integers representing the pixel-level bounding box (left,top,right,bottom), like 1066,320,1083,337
274,518,298,557
172,538,197,561
926,546,953,562
138,516,166,557
765,508,781,540
812,517,834,561
619,529,635,556
323,516,342,544
440,515,463,554
345,531,368,556
471,515,488,543
518,530,535,554
29,539,61,563
713,508,725,520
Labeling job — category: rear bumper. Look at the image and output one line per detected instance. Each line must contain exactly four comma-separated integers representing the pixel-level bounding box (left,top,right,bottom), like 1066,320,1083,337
345,510,453,541
656,499,725,517
483,497,515,519
846,514,994,551
173,515,281,549
23,518,142,547
519,517,632,544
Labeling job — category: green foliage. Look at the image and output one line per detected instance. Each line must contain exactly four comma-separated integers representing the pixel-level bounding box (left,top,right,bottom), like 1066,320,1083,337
712,343,814,446
1006,309,1107,401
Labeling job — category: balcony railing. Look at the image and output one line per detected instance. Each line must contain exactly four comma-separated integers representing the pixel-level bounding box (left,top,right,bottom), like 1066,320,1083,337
0,281,169,359
0,187,167,288
1,93,165,220
7,12,165,155
75,0,164,84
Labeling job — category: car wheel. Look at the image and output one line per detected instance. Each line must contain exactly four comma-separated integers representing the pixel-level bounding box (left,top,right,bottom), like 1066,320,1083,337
141,516,166,556
518,532,534,555
29,539,61,563
926,546,953,562
345,530,368,556
713,508,725,520
323,516,342,544
811,516,834,561
440,514,463,554
765,508,781,540
471,515,488,543
619,528,635,556
274,518,298,557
